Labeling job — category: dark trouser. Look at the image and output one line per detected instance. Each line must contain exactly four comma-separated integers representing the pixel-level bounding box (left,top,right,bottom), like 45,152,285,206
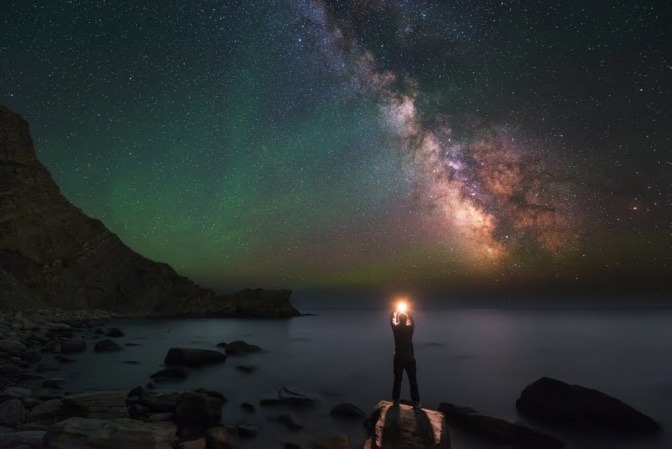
392,357,419,402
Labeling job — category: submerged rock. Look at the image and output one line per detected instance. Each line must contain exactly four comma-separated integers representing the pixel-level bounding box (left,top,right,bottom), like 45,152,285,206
218,340,262,355
105,328,125,337
174,391,224,437
94,339,123,353
363,400,449,449
164,347,226,367
44,417,176,449
330,403,365,420
278,413,303,431
516,377,661,434
438,401,564,449
150,366,191,382
60,338,87,354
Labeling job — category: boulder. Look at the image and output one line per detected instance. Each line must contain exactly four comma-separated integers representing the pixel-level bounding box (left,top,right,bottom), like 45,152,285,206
140,392,179,413
438,401,564,449
25,399,63,423
240,402,255,413
0,363,27,377
148,413,173,422
0,339,27,353
330,403,365,419
516,377,661,434
236,422,259,438
0,430,45,449
43,417,176,449
206,426,237,449
0,398,26,427
105,328,124,337
60,338,87,354
1,387,32,400
150,366,191,381
279,413,303,430
313,435,349,449
174,391,223,437
261,387,316,407
94,339,123,352
177,439,206,449
219,340,262,355
164,347,225,367
363,400,449,449
61,391,129,419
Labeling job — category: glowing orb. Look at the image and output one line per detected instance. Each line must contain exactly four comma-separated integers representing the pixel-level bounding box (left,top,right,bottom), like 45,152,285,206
396,301,408,313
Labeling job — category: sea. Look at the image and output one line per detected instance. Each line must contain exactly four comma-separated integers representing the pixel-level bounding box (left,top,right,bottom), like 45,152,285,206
51,295,672,449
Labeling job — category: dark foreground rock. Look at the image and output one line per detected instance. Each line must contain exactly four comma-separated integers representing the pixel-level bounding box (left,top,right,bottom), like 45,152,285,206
438,401,564,449
314,435,350,449
60,391,129,419
174,391,224,438
516,377,661,434
330,402,365,420
364,400,449,449
164,347,226,367
44,417,176,448
94,339,123,352
218,340,262,355
150,366,191,381
260,387,317,407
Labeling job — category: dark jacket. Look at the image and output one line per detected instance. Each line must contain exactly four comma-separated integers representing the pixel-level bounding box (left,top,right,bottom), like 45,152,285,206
390,312,415,363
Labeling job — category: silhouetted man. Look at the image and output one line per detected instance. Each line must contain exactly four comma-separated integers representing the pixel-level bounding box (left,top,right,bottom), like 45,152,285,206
390,310,420,408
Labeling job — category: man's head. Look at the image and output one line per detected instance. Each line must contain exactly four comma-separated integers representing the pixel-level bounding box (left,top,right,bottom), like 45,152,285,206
397,312,408,325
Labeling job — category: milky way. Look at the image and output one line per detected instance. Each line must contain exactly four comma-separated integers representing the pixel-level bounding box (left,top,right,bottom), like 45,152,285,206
1,0,669,293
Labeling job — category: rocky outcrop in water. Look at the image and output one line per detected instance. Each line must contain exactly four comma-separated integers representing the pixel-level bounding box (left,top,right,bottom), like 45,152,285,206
516,377,661,434
0,105,299,317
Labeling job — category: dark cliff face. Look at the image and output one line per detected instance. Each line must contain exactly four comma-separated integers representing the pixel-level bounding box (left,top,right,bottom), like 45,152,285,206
0,105,215,312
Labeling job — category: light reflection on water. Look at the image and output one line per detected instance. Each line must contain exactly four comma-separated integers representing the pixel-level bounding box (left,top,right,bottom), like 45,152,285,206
52,305,672,449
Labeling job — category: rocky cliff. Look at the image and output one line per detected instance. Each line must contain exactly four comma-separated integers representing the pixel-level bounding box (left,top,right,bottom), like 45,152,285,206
0,105,298,317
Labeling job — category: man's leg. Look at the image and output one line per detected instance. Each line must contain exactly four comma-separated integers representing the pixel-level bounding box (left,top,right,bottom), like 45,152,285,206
392,357,403,401
406,360,420,403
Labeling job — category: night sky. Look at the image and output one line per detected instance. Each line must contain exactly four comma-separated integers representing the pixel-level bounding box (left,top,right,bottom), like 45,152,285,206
1,0,670,294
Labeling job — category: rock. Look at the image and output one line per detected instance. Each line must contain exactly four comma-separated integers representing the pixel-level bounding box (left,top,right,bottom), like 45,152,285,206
94,339,123,352
211,288,301,318
148,413,173,422
61,391,128,419
516,377,661,434
0,364,27,377
164,347,226,367
240,402,255,413
279,413,303,430
36,389,63,400
284,443,302,449
0,339,27,353
41,379,63,389
205,426,237,449
1,387,32,400
21,397,41,408
363,400,449,449
0,398,26,427
54,355,75,363
150,366,191,381
330,403,365,419
140,392,179,413
438,401,564,449
178,439,206,449
45,323,72,333
193,388,226,403
17,421,49,431
43,417,176,448
313,435,349,449
25,399,62,423
235,364,257,374
236,422,259,438
219,340,262,355
174,391,223,437
125,360,140,364
35,362,58,373
105,328,124,337
60,338,87,354
0,430,45,449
